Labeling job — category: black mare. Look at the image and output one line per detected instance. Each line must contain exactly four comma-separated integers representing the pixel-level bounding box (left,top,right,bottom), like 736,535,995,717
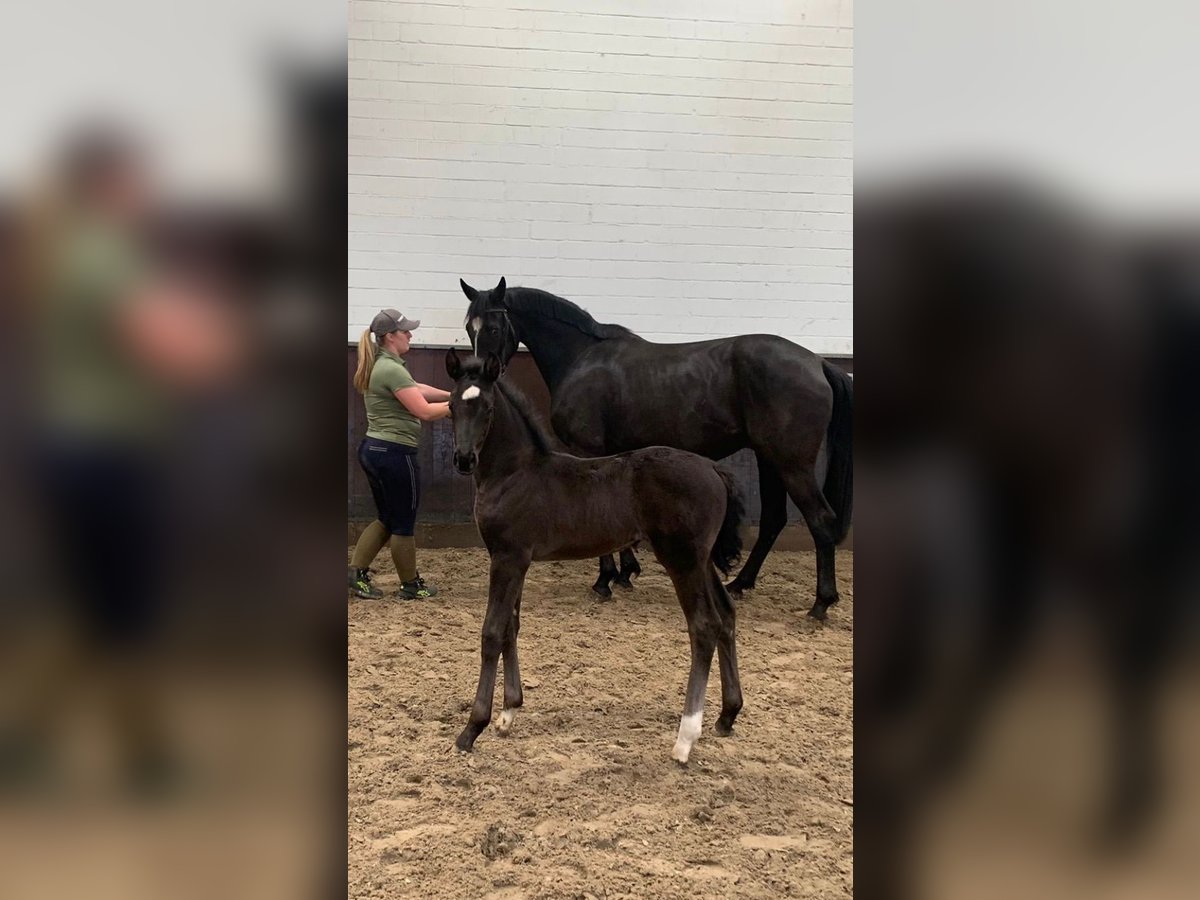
462,277,853,619
446,350,745,763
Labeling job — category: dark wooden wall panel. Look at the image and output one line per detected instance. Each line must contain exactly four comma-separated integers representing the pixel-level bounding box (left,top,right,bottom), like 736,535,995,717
348,346,852,535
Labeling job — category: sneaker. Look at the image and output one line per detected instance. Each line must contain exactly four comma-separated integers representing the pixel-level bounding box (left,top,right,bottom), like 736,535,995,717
349,567,383,600
399,575,438,599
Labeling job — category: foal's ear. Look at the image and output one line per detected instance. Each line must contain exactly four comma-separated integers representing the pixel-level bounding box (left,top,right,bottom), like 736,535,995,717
482,352,502,383
459,278,478,303
494,276,507,304
445,348,464,380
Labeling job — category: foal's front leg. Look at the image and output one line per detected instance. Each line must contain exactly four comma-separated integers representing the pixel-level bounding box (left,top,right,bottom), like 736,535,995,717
496,585,524,736
457,551,531,752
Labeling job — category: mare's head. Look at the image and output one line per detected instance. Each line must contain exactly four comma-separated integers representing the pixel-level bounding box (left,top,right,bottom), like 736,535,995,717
445,349,503,475
461,276,518,366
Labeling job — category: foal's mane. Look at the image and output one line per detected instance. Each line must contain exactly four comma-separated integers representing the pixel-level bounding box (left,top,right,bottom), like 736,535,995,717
469,286,636,341
494,377,564,455
460,358,558,453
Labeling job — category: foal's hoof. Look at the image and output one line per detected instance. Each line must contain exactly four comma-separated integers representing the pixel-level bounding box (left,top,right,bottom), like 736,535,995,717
592,585,614,601
714,719,735,737
614,576,636,591
807,603,831,622
454,730,478,753
495,709,516,736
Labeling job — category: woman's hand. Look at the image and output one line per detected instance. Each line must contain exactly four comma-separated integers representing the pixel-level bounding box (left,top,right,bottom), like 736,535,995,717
394,387,450,421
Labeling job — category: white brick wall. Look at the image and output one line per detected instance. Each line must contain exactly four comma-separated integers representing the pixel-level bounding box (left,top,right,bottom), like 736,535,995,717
348,0,853,355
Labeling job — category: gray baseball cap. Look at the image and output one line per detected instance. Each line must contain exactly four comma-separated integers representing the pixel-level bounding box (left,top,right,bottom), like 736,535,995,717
370,308,421,336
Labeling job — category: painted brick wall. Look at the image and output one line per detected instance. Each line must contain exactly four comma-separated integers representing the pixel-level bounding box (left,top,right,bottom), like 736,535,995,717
349,0,853,354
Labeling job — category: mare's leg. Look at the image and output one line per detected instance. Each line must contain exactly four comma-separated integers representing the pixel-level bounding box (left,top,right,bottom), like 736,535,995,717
592,554,618,599
664,563,720,765
728,456,787,595
457,550,530,751
614,546,642,590
496,583,524,736
710,571,744,735
783,468,841,620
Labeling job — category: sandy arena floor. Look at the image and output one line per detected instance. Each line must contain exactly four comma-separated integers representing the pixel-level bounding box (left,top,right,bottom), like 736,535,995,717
349,548,852,899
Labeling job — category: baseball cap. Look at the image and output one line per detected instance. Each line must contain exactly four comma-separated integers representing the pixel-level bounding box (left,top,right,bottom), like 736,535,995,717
370,309,421,337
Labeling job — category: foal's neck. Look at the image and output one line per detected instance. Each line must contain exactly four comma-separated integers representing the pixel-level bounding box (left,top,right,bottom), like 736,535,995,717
475,388,544,484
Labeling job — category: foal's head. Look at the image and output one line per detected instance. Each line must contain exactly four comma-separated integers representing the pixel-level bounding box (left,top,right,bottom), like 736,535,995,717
445,349,502,475
461,276,518,365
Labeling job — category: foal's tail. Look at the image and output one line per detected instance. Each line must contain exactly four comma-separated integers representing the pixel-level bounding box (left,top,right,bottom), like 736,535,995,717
711,467,745,577
821,361,854,545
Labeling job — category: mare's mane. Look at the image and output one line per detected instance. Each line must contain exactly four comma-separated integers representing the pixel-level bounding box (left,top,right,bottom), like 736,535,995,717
467,286,637,342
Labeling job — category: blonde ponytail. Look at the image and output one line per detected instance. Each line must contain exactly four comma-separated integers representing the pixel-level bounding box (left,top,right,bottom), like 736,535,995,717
353,328,376,394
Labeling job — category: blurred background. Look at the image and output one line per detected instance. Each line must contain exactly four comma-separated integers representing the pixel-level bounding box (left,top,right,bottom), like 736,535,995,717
856,1,1200,899
0,2,345,898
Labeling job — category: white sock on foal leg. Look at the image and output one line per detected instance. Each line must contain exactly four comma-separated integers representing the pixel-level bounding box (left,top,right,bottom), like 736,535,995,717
496,708,516,735
671,710,703,764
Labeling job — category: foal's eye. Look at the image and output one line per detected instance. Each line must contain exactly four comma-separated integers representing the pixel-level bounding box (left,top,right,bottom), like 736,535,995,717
487,326,499,335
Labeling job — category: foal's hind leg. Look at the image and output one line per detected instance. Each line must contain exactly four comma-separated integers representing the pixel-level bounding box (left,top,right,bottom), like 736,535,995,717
783,469,841,620
458,551,530,751
592,554,618,599
665,566,720,765
614,546,642,590
710,573,744,736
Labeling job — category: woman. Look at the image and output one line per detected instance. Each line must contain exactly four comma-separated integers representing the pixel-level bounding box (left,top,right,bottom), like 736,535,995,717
350,309,450,599
10,125,240,793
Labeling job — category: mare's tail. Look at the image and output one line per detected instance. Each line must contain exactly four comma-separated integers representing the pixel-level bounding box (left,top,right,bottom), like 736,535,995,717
821,361,854,544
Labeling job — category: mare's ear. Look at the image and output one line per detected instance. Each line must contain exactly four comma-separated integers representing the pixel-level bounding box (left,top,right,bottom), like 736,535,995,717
494,276,507,305
459,278,479,302
482,352,502,383
445,348,464,380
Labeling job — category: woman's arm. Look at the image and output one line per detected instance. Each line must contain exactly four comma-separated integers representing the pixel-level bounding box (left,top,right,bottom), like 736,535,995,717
122,280,242,387
394,386,450,422
415,383,451,402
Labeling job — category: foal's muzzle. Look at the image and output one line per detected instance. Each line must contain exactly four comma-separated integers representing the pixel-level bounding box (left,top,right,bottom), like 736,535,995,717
453,450,477,474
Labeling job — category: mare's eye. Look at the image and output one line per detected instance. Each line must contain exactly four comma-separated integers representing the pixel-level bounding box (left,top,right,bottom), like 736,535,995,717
488,326,499,335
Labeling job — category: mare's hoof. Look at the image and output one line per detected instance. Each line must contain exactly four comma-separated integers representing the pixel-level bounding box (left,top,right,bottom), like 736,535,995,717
714,719,735,737
455,731,478,752
592,586,614,601
807,605,829,622
614,577,636,591
726,580,751,597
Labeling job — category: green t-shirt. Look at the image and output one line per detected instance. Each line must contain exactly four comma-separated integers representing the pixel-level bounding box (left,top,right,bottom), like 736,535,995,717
365,349,422,447
42,213,167,443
